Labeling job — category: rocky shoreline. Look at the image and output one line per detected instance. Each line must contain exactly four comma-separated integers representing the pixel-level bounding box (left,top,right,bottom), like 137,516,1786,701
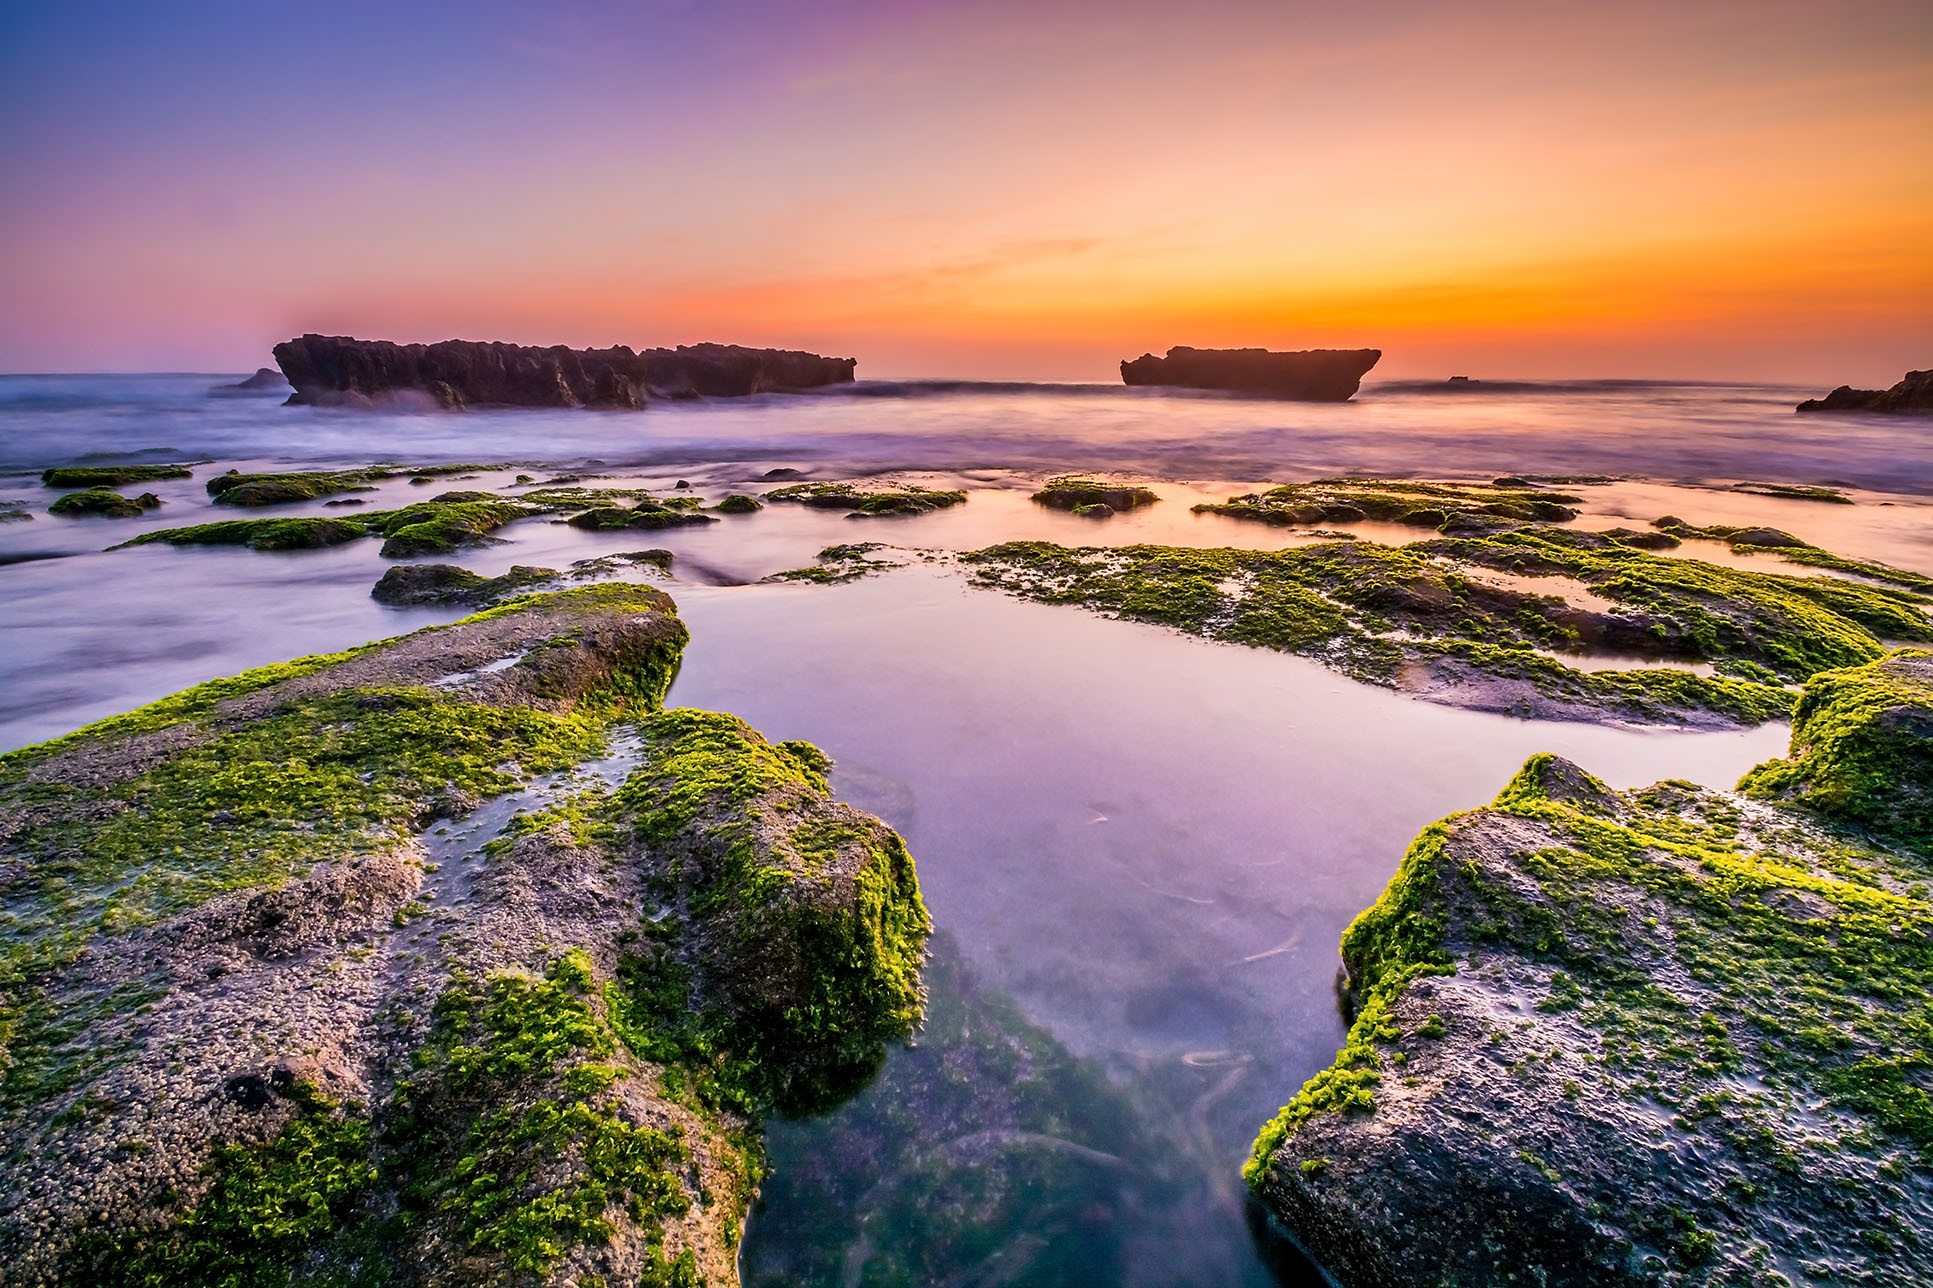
1246,652,1933,1286
0,586,928,1286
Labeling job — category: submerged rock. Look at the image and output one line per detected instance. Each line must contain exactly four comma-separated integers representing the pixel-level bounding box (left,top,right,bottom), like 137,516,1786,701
41,463,192,488
210,367,289,394
46,488,160,518
763,480,966,518
1247,656,1933,1287
369,562,556,606
1796,368,1933,415
965,507,1933,726
0,585,928,1286
1119,345,1382,400
1031,475,1159,512
273,334,857,409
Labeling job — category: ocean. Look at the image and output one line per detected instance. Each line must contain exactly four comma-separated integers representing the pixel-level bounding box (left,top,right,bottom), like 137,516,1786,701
3,373,1927,1285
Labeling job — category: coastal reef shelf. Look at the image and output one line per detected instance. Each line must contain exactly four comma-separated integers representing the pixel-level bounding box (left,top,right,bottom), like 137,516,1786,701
1247,652,1933,1287
0,585,928,1286
965,484,1933,727
273,334,857,410
1119,345,1382,400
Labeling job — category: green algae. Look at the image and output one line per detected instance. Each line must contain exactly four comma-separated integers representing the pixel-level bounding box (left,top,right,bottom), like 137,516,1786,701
46,488,160,518
83,1106,378,1288
114,497,532,558
963,526,1921,723
1656,516,1933,594
1194,478,1581,528
1248,719,1933,1284
1740,650,1933,847
205,465,496,508
388,951,699,1284
0,587,687,1112
768,542,895,585
367,499,527,557
763,481,966,517
369,563,556,607
606,709,930,1115
116,516,368,551
1030,475,1159,511
1731,482,1853,504
565,502,718,533
41,464,193,488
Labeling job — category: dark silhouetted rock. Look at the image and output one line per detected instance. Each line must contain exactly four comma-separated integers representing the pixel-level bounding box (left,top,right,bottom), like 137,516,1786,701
272,335,857,410
1119,346,1382,400
1797,368,1933,415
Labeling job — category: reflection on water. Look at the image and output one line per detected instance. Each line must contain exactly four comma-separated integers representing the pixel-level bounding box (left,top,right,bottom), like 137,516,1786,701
662,571,1786,1286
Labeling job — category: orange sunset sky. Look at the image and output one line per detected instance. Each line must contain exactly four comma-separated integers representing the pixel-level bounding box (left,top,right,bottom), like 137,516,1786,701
1,0,1928,383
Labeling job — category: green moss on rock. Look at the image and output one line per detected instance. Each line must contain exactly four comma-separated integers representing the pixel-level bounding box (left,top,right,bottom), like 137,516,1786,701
1030,476,1159,511
763,481,966,517
46,488,160,518
42,464,192,488
963,521,1918,724
1741,650,1933,846
1193,478,1580,529
607,709,930,1114
1247,671,1933,1286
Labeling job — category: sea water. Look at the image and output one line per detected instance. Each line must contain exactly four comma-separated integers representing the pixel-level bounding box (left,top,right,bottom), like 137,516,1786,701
2,374,1927,1285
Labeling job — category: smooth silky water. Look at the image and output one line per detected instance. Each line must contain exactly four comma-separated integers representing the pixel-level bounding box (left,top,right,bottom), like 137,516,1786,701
3,374,1929,1285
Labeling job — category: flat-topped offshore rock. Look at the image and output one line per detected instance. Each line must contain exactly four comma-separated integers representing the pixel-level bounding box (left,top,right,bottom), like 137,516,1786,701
0,585,928,1286
1119,345,1382,400
273,334,857,409
1246,652,1933,1287
1797,367,1933,415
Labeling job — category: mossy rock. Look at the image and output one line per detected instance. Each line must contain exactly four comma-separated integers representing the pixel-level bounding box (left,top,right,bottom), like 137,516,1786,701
46,489,160,518
0,585,928,1284
119,498,532,558
963,517,1933,725
565,503,718,533
1249,720,1933,1284
1741,650,1933,846
370,562,557,606
763,481,966,517
713,494,763,514
116,515,369,551
205,464,497,508
41,464,192,488
1031,476,1158,511
1193,478,1580,530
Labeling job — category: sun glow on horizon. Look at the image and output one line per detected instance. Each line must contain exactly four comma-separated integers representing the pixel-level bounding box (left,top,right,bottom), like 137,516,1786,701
0,0,1928,382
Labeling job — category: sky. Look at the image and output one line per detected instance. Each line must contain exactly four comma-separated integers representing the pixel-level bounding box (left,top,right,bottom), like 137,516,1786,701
0,0,1929,382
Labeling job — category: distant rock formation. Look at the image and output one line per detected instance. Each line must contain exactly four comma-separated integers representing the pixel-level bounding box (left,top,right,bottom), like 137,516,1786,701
1119,345,1381,400
272,335,857,410
1796,368,1933,414
208,367,290,396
